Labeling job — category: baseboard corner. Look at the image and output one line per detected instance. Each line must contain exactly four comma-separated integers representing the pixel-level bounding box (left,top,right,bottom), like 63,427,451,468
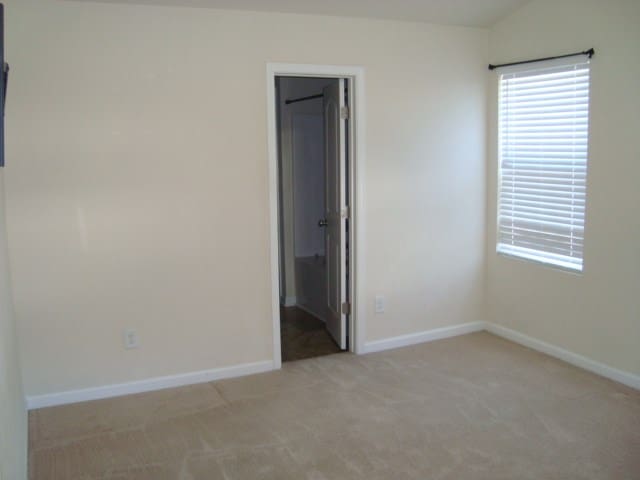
484,322,640,391
280,296,297,307
362,321,485,354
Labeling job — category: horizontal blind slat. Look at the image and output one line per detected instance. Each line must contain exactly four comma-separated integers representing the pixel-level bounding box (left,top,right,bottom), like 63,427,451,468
498,226,584,244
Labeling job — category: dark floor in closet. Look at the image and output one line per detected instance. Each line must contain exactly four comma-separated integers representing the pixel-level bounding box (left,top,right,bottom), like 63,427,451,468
280,306,342,362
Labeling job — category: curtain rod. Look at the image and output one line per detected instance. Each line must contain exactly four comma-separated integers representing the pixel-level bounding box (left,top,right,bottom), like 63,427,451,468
488,48,594,71
285,93,323,105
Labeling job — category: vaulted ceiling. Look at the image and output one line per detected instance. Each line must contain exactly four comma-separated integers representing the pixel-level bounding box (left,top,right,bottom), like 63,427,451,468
74,0,531,27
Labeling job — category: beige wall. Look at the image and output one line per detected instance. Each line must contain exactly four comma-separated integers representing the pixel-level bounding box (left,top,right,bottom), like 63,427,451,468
0,171,27,479
487,0,640,375
5,0,487,397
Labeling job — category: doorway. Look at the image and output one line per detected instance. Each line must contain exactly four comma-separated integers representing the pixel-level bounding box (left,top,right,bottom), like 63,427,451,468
275,76,348,361
267,63,364,368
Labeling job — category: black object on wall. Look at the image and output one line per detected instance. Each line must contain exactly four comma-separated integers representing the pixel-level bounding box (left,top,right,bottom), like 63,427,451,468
0,3,5,167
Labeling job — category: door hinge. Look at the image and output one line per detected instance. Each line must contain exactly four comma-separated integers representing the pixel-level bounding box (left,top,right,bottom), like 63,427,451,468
342,302,351,315
341,206,351,219
340,106,350,120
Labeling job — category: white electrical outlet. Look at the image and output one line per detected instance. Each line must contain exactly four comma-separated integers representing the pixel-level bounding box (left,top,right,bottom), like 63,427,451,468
123,329,139,349
375,295,386,313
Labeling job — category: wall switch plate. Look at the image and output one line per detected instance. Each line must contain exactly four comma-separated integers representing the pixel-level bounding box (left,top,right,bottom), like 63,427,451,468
124,329,139,349
375,295,386,313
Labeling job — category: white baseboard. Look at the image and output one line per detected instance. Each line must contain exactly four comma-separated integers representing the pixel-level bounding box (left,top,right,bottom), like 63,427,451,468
26,321,639,410
362,321,485,354
295,302,327,323
362,320,639,391
280,296,297,307
26,360,275,410
485,322,640,391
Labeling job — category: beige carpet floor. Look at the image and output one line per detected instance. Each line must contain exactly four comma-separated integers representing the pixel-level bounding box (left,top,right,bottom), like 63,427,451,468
29,332,640,480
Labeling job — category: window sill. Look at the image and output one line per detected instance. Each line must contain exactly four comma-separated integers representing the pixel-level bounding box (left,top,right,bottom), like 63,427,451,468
496,246,583,275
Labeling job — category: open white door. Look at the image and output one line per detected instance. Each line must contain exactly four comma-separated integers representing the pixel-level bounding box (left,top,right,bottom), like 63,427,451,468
322,80,347,349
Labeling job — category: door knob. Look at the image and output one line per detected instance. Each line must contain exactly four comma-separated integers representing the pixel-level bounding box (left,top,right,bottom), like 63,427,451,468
318,219,328,227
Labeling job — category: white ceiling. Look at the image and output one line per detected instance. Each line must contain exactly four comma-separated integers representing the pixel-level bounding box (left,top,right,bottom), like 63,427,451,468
74,0,531,27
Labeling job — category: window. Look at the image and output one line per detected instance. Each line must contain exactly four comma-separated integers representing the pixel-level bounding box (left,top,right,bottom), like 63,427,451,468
497,59,591,272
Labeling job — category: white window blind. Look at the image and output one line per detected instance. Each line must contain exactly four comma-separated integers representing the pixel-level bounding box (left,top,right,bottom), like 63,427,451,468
497,60,591,272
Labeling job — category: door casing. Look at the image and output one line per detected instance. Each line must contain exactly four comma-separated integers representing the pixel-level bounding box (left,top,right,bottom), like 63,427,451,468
266,63,366,368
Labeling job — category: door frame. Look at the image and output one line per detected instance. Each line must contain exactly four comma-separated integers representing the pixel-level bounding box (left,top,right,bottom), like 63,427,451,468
266,63,366,368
